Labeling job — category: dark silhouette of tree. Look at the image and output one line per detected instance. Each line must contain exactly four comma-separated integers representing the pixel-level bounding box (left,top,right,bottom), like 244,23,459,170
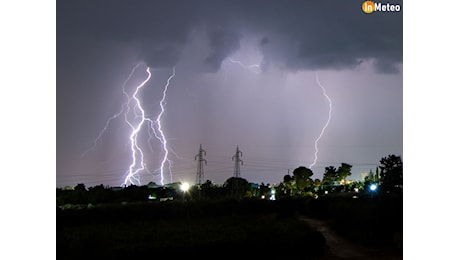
292,166,313,195
276,177,291,199
365,169,375,182
283,174,293,183
278,174,293,197
223,177,250,199
201,179,215,190
337,163,352,182
363,169,378,193
74,183,87,191
87,184,114,204
314,179,322,191
121,184,150,202
192,180,225,199
379,154,403,193
322,166,338,187
258,182,270,199
59,183,89,204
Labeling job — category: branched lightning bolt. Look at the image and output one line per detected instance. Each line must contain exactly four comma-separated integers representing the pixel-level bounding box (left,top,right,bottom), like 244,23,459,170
309,72,332,169
84,63,179,186
81,63,142,158
154,67,176,185
123,67,152,186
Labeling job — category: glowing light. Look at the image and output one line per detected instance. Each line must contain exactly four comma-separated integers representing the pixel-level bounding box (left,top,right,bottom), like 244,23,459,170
309,72,332,169
180,182,190,192
269,188,276,200
370,184,378,191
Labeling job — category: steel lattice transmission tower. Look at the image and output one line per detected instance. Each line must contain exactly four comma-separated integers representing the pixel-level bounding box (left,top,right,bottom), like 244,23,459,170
232,145,243,178
195,144,207,185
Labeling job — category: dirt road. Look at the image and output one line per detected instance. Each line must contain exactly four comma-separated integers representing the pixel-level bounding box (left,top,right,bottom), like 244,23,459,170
301,217,403,260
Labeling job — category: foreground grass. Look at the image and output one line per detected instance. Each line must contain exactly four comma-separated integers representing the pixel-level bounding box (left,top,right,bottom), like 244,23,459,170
57,198,327,258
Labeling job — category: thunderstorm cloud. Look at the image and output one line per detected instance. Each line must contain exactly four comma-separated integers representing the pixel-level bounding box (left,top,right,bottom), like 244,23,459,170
58,0,402,73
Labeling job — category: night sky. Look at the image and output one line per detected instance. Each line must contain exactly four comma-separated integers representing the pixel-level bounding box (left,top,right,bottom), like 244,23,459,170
57,0,403,188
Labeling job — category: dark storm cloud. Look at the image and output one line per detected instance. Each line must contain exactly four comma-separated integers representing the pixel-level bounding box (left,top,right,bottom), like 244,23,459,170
204,27,241,72
58,0,402,73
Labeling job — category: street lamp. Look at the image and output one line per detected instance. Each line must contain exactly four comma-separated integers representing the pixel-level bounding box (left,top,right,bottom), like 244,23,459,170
369,183,378,198
180,182,190,201
180,182,190,192
369,183,377,192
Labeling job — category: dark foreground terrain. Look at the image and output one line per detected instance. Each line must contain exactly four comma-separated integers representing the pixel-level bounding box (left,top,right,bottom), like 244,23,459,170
57,195,402,259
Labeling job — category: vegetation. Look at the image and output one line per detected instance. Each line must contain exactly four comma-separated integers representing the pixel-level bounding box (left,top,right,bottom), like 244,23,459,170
57,154,402,258
57,198,327,259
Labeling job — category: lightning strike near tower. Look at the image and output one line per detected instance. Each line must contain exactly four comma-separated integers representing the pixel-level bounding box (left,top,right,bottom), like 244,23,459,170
309,72,332,169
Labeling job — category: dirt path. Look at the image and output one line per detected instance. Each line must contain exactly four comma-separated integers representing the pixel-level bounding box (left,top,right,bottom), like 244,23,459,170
301,217,402,260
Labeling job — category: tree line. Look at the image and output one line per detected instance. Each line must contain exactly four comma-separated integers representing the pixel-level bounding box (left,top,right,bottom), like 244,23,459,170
57,154,402,206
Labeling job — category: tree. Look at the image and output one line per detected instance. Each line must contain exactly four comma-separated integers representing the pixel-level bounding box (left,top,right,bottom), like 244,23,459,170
292,166,314,195
223,177,250,199
64,183,88,204
337,163,352,182
88,184,114,204
279,174,294,196
379,154,403,193
276,175,293,198
258,182,270,199
364,169,375,182
322,166,337,186
283,174,293,183
74,183,87,191
314,179,322,191
122,184,150,202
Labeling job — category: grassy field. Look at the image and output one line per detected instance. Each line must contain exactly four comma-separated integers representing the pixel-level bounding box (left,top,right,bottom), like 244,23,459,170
57,198,328,259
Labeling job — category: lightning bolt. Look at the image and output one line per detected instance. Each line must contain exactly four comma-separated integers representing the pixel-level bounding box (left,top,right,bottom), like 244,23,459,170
227,58,261,72
83,63,179,186
123,66,152,186
153,67,176,185
81,63,142,158
309,72,332,169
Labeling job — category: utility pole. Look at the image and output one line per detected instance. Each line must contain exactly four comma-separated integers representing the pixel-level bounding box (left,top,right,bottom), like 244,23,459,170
195,144,207,185
231,145,244,199
232,145,243,178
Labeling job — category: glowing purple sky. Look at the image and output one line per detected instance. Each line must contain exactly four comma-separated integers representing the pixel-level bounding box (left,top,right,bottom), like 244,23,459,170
57,0,402,187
